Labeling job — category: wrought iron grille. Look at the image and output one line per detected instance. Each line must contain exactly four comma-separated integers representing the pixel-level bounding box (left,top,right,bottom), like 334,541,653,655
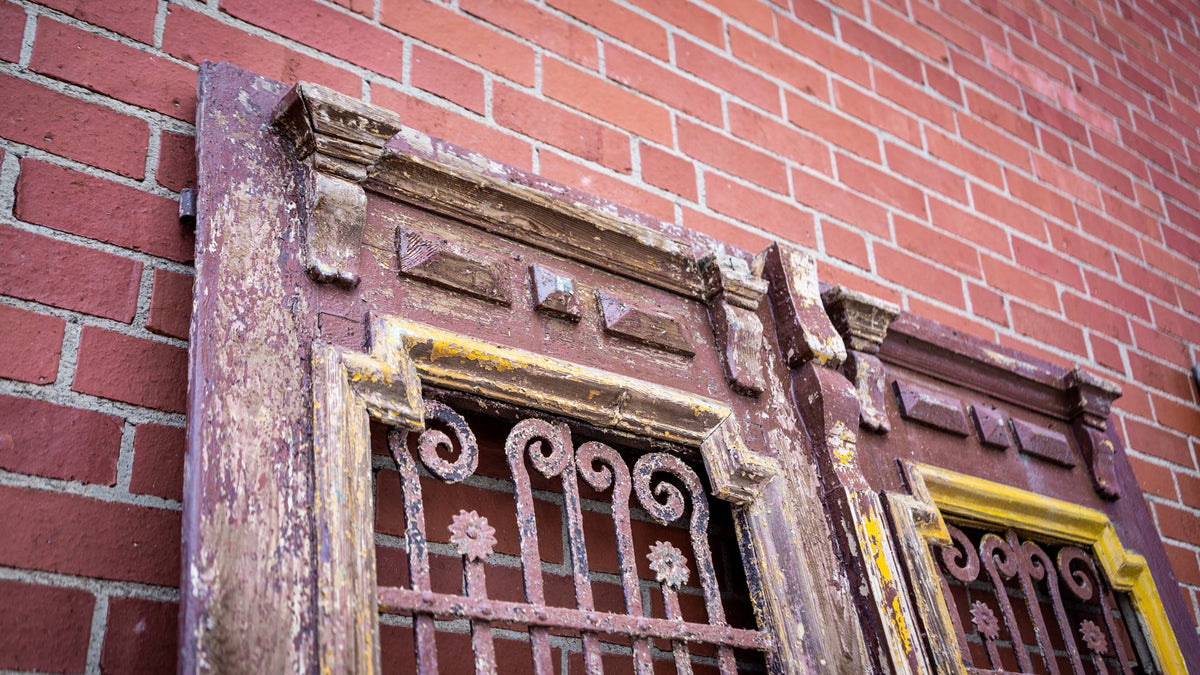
934,523,1155,674
373,398,770,674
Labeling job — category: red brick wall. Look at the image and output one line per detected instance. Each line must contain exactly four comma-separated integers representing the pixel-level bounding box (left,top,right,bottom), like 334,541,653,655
1,0,1199,668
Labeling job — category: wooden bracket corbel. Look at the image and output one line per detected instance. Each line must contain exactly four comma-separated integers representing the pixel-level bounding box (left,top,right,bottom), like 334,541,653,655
1064,367,1124,499
272,81,403,287
701,253,769,396
822,286,900,433
757,243,846,368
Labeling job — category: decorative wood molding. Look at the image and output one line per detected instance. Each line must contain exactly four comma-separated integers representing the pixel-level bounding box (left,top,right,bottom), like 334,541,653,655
273,82,403,287
1010,417,1075,466
596,289,695,356
1065,368,1123,499
823,286,900,432
701,253,768,396
968,404,1011,449
367,137,705,299
758,243,846,368
887,462,1187,675
396,228,511,305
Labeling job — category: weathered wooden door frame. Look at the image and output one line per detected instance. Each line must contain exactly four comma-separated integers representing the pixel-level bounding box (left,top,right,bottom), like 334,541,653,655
183,62,1198,674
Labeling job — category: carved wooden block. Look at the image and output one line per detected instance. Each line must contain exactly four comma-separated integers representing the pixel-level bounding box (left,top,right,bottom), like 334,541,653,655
823,286,900,432
845,352,889,432
702,254,768,396
596,289,694,356
1010,418,1076,467
396,229,510,305
529,264,581,321
969,404,1011,449
893,380,970,436
1065,368,1122,498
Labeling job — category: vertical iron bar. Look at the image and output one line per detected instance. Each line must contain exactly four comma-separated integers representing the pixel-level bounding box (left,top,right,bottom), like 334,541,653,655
1007,531,1061,675
662,585,694,675
1059,547,1134,675
578,442,653,675
506,419,571,675
387,429,439,674
464,560,497,675
1021,538,1084,675
558,441,602,674
980,533,1034,672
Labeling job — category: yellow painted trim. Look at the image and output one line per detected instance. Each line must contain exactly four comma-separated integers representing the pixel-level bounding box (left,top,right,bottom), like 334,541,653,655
904,461,1186,675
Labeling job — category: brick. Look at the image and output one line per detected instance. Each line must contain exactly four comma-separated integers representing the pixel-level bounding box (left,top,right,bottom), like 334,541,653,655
908,296,996,342
777,16,871,87
0,580,93,673
1142,239,1200,287
0,73,148,178
792,167,888,236
928,199,1010,256
31,19,197,122
1180,474,1200,512
1032,153,1101,207
539,151,674,222
836,153,926,218
605,43,722,126
147,269,192,341
0,485,180,585
1156,502,1200,543
1120,120,1174,171
964,87,1036,143
731,27,829,100
1152,299,1200,344
163,6,360,96
1012,236,1084,290
1151,165,1200,212
968,281,1007,325
872,1,947,64
1084,270,1151,321
546,0,668,60
1010,301,1087,356
1072,74,1133,125
157,131,196,193
0,1,24,62
705,0,775,35
704,173,816,246
839,20,920,84
1132,320,1191,368
1047,222,1115,274
639,143,696,201
913,1,984,58
1038,126,1071,165
0,394,122,484
101,597,179,675
925,126,1003,187
1130,351,1196,402
0,224,143,322
678,119,789,194
1005,168,1076,224
223,0,403,80
1088,332,1124,374
493,84,630,171
822,220,870,269
957,111,1033,172
0,305,64,385
875,244,965,308
885,142,967,203
833,82,921,148
1062,291,1131,341
371,85,532,170
461,0,598,69
407,46,484,113
1127,455,1178,500
894,214,980,276
627,0,722,46
787,92,880,162
1164,543,1200,587
924,62,963,105
15,158,195,264
981,255,1059,311
1116,255,1178,305
954,52,1022,110
129,423,185,501
681,207,771,253
817,261,904,306
327,0,373,15
73,327,188,413
676,36,780,114
1072,146,1134,199
37,0,157,44
543,57,671,146
1078,206,1145,259
970,183,1045,240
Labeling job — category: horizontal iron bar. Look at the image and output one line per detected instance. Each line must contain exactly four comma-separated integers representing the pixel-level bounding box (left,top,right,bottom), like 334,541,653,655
378,586,773,651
